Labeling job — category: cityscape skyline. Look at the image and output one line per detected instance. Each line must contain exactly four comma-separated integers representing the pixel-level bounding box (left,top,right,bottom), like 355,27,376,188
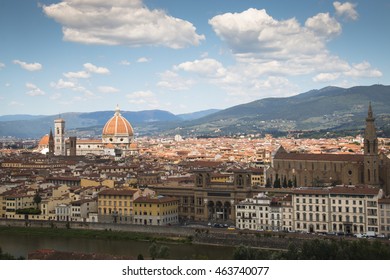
1,0,389,116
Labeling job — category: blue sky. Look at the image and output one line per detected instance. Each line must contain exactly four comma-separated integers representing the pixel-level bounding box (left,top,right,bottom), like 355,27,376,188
0,0,389,116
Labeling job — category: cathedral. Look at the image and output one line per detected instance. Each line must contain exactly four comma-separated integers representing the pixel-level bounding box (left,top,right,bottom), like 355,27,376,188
36,106,137,157
268,103,390,195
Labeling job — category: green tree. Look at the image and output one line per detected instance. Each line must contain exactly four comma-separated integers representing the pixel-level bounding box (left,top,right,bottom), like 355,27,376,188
33,192,42,209
149,242,170,260
282,177,287,188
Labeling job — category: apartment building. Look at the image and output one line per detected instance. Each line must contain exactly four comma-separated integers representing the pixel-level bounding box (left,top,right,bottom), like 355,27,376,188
379,198,390,237
235,193,271,231
97,188,138,223
293,186,383,235
133,196,179,226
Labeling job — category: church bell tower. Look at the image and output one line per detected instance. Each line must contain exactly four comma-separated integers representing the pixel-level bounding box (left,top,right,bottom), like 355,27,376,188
54,118,65,156
364,102,379,186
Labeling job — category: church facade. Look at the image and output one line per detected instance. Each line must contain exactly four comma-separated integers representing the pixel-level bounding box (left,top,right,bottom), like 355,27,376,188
267,104,390,195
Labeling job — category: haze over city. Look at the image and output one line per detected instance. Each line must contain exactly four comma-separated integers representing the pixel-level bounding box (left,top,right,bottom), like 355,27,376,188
1,0,389,116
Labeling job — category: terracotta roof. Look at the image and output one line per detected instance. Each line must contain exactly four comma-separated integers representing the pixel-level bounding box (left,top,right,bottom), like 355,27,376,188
379,198,390,204
134,196,178,204
102,107,133,137
274,152,364,162
98,189,137,196
330,186,380,195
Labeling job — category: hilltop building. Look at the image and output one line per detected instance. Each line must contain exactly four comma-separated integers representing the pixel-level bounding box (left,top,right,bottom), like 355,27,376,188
268,103,390,195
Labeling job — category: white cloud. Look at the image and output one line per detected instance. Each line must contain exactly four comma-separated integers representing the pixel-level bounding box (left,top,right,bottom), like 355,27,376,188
0,62,5,69
137,57,150,63
51,79,77,89
13,60,42,71
120,60,131,66
305,13,341,40
209,8,327,59
126,90,159,108
313,73,341,82
83,63,110,74
43,0,204,49
345,61,382,78
175,58,227,78
333,2,358,21
25,83,45,96
63,70,90,79
97,86,119,93
50,78,93,98
157,70,195,91
209,8,380,82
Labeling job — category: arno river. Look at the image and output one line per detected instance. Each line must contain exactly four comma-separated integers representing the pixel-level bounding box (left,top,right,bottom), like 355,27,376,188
0,231,235,259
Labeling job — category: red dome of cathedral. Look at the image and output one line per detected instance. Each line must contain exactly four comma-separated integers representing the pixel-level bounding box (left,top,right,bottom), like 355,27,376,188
102,106,133,145
38,134,49,146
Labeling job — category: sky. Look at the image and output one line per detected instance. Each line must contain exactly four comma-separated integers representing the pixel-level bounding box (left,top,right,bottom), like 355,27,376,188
0,0,389,116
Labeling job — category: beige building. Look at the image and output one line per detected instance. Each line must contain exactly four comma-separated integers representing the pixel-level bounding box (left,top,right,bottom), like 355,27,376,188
236,193,271,231
97,188,138,223
293,186,383,234
379,198,390,237
133,196,179,226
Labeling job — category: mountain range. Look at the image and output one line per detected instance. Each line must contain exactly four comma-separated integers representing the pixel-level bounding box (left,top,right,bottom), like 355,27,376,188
1,84,389,138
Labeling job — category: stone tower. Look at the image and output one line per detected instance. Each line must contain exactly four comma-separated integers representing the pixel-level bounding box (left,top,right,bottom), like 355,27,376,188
54,118,65,156
364,102,380,186
48,128,54,156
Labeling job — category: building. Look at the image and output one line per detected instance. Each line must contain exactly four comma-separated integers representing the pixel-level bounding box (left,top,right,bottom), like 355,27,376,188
133,196,179,226
292,185,383,234
268,104,390,195
36,106,136,157
97,188,138,223
235,193,271,231
54,118,65,156
379,198,390,237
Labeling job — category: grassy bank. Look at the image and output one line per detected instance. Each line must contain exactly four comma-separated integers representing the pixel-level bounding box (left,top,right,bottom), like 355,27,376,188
0,226,192,244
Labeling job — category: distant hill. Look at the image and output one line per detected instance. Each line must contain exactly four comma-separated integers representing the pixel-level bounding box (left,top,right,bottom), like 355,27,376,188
162,85,390,137
1,85,389,138
0,108,218,138
177,109,221,121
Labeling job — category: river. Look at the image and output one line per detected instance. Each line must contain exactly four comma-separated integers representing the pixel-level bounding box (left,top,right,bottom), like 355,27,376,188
0,231,236,260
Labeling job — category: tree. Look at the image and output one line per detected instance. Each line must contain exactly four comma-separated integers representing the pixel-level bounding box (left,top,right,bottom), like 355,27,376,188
33,192,42,209
282,177,287,188
149,242,170,260
273,174,281,188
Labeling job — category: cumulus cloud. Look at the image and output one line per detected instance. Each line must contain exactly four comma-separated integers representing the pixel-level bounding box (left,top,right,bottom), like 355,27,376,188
345,61,382,78
305,13,341,39
126,90,159,108
97,86,120,93
334,2,358,20
50,78,92,97
208,8,380,83
120,60,131,66
42,0,204,49
13,60,42,71
157,70,195,91
83,63,110,74
137,57,150,63
175,58,227,78
313,73,341,82
63,70,90,79
25,83,45,96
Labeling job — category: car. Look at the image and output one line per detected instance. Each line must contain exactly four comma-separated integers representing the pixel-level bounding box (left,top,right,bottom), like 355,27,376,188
227,226,236,230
